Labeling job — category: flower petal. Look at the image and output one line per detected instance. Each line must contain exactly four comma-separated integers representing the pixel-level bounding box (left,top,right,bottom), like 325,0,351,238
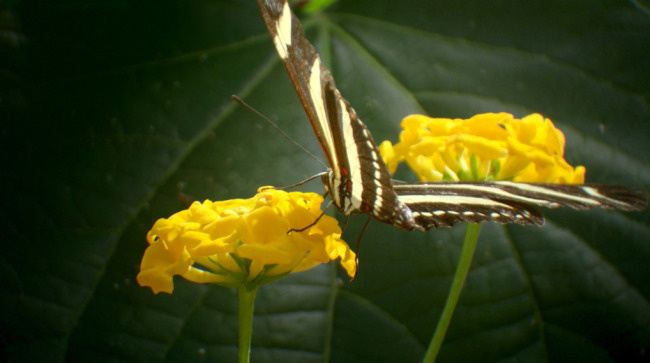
382,113,586,184
138,188,354,293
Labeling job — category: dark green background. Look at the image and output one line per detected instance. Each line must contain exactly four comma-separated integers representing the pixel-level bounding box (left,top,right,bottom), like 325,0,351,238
2,0,649,361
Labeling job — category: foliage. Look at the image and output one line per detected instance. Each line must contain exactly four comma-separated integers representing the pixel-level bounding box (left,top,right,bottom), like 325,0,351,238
1,0,649,361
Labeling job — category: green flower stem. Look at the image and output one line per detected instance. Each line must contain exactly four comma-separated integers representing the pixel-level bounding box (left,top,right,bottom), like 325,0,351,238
238,286,258,363
423,223,482,363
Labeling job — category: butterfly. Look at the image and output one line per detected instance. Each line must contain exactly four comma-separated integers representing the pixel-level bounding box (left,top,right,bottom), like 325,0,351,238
255,0,648,230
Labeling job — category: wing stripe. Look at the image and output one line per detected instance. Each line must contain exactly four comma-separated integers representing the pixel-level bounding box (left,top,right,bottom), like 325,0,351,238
337,95,363,212
394,180,648,229
308,58,339,171
399,183,563,207
396,182,647,211
401,193,544,228
498,182,602,207
271,0,292,59
398,194,523,208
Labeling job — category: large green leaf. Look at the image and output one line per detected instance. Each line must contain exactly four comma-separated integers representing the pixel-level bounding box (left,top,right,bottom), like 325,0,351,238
1,0,648,361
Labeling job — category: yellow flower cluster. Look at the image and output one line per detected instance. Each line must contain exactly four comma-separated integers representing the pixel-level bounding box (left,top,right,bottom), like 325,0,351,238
379,113,585,183
137,187,357,294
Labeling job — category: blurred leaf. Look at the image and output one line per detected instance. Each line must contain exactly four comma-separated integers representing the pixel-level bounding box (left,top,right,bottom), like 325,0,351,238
1,0,648,362
300,0,339,13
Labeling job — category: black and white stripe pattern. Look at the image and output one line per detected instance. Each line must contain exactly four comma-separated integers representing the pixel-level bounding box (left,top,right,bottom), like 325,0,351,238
256,0,415,230
394,182,648,229
255,0,648,231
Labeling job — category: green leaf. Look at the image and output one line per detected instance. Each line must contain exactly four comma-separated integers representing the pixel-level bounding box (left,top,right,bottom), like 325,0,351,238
1,0,648,361
300,0,340,13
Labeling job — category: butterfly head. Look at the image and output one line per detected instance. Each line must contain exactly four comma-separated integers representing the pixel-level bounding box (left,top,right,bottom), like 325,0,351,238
322,170,421,231
321,169,350,213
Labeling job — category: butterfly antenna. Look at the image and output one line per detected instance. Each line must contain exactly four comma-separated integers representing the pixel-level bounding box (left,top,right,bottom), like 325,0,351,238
231,95,327,169
276,172,327,190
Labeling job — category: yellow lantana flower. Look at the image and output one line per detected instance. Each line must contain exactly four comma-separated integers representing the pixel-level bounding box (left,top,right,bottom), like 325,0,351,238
137,187,356,294
379,113,585,183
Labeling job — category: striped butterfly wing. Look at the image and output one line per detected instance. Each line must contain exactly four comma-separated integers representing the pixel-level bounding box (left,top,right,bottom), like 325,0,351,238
256,0,648,231
394,182,648,229
256,0,416,229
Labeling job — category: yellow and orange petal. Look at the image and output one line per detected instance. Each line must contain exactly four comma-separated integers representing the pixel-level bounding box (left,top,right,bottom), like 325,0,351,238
137,187,355,294
380,113,585,184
